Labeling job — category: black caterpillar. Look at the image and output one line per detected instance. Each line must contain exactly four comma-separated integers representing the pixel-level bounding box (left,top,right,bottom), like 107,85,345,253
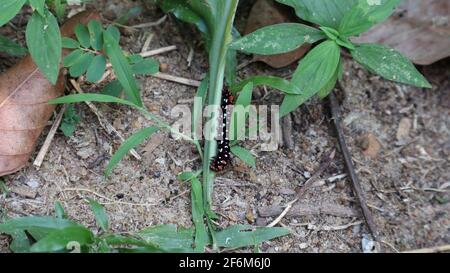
210,87,235,172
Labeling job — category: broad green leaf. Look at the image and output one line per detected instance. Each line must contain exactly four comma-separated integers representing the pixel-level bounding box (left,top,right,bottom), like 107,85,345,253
63,49,83,67
317,60,342,98
105,126,159,176
319,26,339,41
339,0,401,37
69,52,94,77
62,37,80,49
136,224,194,253
88,20,103,50
86,54,106,82
30,226,94,253
0,0,27,27
26,10,61,84
9,230,31,253
49,93,137,108
351,43,431,88
104,30,142,106
0,34,27,56
215,225,289,249
54,202,67,219
230,146,256,168
29,0,46,16
0,216,81,241
230,75,301,95
128,54,144,64
87,199,109,232
104,25,121,44
280,40,341,116
230,23,325,55
75,23,90,48
103,234,158,248
101,80,123,98
276,0,358,29
131,58,160,75
48,0,66,19
191,177,209,252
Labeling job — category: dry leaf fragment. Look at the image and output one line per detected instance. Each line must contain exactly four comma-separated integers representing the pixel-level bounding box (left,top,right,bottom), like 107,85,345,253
353,0,450,65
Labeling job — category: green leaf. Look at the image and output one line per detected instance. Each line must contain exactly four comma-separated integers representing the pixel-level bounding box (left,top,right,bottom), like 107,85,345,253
276,0,358,29
317,59,342,98
136,224,194,253
104,25,121,44
49,93,138,108
0,34,27,56
0,216,81,241
230,82,254,141
280,40,341,116
319,26,339,40
230,75,301,95
229,23,325,55
86,54,107,82
215,225,289,249
87,199,109,232
9,230,31,253
26,10,61,84
191,177,209,252
104,30,142,106
128,54,144,64
63,49,83,67
61,37,80,49
88,20,103,50
0,0,27,27
131,58,160,75
30,226,94,253
230,146,256,168
75,23,91,48
105,126,159,176
101,80,123,98
351,43,431,88
69,52,94,77
339,0,401,37
29,0,46,16
54,202,67,219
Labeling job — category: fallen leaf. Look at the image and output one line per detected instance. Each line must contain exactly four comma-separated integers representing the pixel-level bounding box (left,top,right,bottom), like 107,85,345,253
245,0,311,68
0,11,100,177
353,0,450,65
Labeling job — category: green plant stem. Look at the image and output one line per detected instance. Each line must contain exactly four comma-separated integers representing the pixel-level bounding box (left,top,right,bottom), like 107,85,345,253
202,0,239,214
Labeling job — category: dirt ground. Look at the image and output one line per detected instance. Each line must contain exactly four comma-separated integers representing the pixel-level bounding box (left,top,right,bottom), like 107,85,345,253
0,1,449,253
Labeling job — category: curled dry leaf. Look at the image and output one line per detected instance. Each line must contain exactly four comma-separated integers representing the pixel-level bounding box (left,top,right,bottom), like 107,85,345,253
245,0,311,68
353,0,450,65
0,11,100,177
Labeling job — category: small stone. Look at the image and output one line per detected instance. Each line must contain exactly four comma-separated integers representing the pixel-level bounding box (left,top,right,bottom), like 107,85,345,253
359,133,381,158
159,63,169,72
299,243,308,250
396,118,412,141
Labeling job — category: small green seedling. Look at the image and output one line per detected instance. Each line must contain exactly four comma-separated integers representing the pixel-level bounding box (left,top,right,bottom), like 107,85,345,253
60,105,81,137
230,0,431,116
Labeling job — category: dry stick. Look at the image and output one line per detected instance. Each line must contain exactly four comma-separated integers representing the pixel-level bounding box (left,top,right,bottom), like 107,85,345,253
140,45,177,58
329,90,379,241
69,79,141,160
402,244,450,253
266,150,336,227
152,72,201,87
33,105,67,168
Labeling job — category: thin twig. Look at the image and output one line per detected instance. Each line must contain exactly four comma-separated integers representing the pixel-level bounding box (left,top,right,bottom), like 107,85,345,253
33,105,67,168
266,150,336,227
69,79,141,160
152,72,201,87
402,244,450,253
140,45,177,58
130,15,167,29
329,89,379,241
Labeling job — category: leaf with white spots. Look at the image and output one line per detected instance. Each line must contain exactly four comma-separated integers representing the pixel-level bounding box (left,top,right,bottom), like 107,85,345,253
351,43,431,88
229,23,325,55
